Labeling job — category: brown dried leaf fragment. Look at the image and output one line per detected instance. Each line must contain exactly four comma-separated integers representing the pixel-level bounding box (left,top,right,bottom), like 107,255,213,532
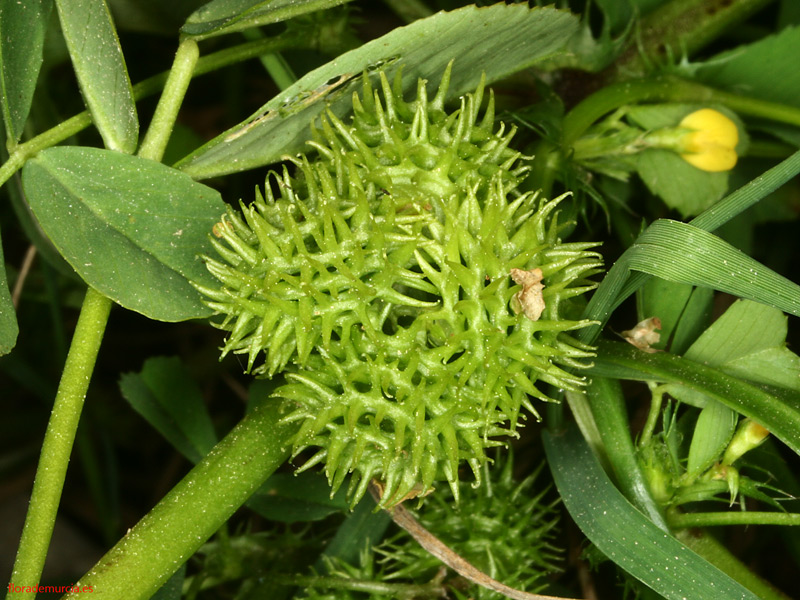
510,267,545,321
622,317,662,353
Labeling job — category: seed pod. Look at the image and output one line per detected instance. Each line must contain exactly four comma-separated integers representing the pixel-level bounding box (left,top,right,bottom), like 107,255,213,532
199,63,603,507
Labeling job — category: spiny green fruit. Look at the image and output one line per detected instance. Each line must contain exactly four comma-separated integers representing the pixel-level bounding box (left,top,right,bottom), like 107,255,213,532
198,63,602,507
299,452,562,600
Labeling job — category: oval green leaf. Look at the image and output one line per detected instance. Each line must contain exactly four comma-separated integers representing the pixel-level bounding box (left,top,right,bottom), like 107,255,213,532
0,0,53,144
22,146,226,321
55,0,138,153
176,4,579,179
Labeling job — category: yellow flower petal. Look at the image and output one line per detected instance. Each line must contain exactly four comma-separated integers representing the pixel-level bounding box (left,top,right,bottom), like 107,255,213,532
678,108,739,172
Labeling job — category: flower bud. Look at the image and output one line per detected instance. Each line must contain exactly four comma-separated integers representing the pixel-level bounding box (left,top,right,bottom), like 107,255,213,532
678,108,739,172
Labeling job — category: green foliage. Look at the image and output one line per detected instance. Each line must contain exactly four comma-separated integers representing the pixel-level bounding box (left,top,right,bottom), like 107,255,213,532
2,2,800,600
299,452,562,600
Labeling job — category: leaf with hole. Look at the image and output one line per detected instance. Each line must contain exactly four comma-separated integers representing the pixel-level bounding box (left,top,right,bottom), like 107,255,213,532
181,0,355,39
175,4,579,179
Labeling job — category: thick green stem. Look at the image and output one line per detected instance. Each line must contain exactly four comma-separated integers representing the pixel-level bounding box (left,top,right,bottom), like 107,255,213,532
673,527,792,600
138,38,199,162
63,401,296,600
5,288,111,599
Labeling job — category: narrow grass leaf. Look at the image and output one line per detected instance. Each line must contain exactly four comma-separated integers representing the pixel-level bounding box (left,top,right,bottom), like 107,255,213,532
0,0,53,144
22,147,226,321
176,4,578,179
55,0,138,153
579,149,800,346
544,425,759,600
182,0,355,39
591,340,800,458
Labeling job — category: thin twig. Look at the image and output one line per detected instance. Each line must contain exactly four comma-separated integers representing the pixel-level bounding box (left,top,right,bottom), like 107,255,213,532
369,481,581,600
12,245,37,308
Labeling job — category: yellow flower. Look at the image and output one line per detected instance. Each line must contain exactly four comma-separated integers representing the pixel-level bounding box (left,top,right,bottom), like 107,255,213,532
678,108,739,172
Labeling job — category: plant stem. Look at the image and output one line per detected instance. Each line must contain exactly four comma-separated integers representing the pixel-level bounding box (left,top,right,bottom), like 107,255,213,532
669,511,800,528
138,38,199,161
5,287,111,600
639,383,666,449
63,401,297,600
673,527,793,600
0,34,302,190
562,76,800,148
273,573,443,599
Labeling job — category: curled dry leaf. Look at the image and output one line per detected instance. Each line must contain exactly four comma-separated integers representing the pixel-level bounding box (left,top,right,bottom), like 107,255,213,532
622,316,662,353
511,267,545,321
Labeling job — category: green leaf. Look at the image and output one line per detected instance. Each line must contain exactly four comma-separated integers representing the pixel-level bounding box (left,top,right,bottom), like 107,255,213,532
544,425,759,600
636,149,729,216
181,0,355,39
636,277,694,351
669,285,713,355
21,146,226,321
176,4,579,179
578,149,800,346
0,227,19,356
0,0,53,144
673,299,800,404
247,472,348,523
685,400,736,480
55,0,138,153
119,357,217,464
585,377,668,529
696,26,800,109
319,495,391,566
590,341,800,458
685,299,787,365
725,347,800,392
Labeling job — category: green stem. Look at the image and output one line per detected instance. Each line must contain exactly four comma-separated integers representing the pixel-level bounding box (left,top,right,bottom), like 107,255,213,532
5,287,111,600
0,34,303,190
63,401,296,600
562,76,800,148
673,527,792,600
138,38,199,162
669,511,800,528
273,573,444,598
639,383,666,449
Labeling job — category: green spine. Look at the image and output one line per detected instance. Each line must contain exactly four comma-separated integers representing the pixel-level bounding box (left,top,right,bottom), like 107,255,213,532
199,63,602,507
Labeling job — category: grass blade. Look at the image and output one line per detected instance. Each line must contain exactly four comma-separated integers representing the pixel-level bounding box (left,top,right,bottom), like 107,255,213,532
544,425,759,600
